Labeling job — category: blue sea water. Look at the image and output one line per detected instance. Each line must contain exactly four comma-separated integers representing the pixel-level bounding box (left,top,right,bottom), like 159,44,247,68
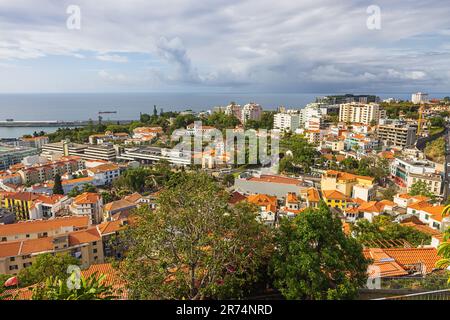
0,92,448,138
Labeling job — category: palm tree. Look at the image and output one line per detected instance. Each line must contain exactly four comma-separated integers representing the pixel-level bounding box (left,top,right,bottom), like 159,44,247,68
31,272,116,300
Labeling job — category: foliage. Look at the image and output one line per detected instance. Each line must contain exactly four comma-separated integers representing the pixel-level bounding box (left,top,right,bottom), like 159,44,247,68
380,184,398,201
223,174,235,187
409,180,435,200
270,202,368,300
31,272,116,300
424,136,445,163
52,174,64,195
280,135,319,173
18,253,80,287
351,216,431,247
119,172,272,300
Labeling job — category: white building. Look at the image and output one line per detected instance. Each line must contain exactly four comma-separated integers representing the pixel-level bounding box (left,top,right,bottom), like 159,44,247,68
339,103,380,125
300,103,323,128
412,92,429,104
273,113,300,132
241,103,263,124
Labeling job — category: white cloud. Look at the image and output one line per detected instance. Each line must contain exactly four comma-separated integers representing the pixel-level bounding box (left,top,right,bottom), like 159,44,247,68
0,0,449,92
96,54,128,63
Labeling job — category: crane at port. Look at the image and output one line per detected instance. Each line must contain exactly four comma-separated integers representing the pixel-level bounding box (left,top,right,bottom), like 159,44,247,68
98,110,117,124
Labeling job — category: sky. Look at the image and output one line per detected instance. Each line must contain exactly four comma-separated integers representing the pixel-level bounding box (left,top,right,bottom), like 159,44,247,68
1,0,450,93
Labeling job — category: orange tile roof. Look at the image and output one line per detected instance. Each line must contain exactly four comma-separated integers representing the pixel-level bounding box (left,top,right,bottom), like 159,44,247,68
97,219,127,235
68,228,101,245
104,199,136,213
0,192,40,202
0,237,54,258
383,248,441,273
305,188,320,202
2,263,126,300
0,216,89,237
322,190,348,200
286,192,298,203
123,192,142,203
401,222,442,236
88,163,119,173
247,175,302,186
73,192,101,205
247,194,278,212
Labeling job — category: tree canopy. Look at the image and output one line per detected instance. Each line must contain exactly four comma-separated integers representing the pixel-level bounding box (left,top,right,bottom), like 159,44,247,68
119,172,272,299
270,202,368,300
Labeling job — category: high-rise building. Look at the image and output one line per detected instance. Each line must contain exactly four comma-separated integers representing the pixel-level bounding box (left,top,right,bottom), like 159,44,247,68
241,103,262,124
377,122,417,148
338,103,380,125
273,113,300,132
225,103,242,120
412,92,429,104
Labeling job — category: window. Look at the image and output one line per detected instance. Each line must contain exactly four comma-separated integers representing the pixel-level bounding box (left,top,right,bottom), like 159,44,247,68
1,237,6,242
93,248,97,253
9,265,18,270
10,257,15,262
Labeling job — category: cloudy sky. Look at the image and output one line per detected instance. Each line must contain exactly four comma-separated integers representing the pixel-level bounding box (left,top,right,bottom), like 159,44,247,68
1,0,450,93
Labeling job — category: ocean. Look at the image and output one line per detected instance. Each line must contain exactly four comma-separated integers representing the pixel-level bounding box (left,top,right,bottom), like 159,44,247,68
0,92,448,138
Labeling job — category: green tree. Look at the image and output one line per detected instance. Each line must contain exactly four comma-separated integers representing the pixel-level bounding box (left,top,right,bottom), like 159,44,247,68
271,202,369,300
380,184,398,201
31,273,116,300
280,135,318,173
223,174,235,187
18,253,80,287
52,174,64,195
67,186,81,198
351,216,431,247
409,180,435,200
119,172,271,300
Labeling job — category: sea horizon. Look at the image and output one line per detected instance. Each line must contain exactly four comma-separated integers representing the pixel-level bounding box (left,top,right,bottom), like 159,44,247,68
0,91,448,139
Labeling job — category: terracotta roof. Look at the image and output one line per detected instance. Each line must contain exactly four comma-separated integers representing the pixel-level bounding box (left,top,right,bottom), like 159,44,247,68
73,192,101,205
306,188,320,202
88,163,119,173
0,237,54,258
103,199,136,213
228,191,247,205
2,263,126,300
0,192,40,202
0,216,89,237
247,194,278,212
322,190,348,200
97,219,127,235
247,175,302,186
68,228,101,245
383,248,441,273
286,192,298,203
401,222,442,236
123,192,142,203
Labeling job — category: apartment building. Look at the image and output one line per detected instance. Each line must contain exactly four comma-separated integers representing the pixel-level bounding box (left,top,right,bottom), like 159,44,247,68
70,192,103,225
390,157,437,188
321,170,376,201
82,144,118,162
0,216,90,242
87,163,121,185
377,123,417,148
41,141,87,159
406,172,443,197
241,103,263,124
0,228,104,275
273,113,300,132
338,103,380,125
0,145,38,171
412,92,429,104
20,136,49,149
17,156,85,184
225,103,242,120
